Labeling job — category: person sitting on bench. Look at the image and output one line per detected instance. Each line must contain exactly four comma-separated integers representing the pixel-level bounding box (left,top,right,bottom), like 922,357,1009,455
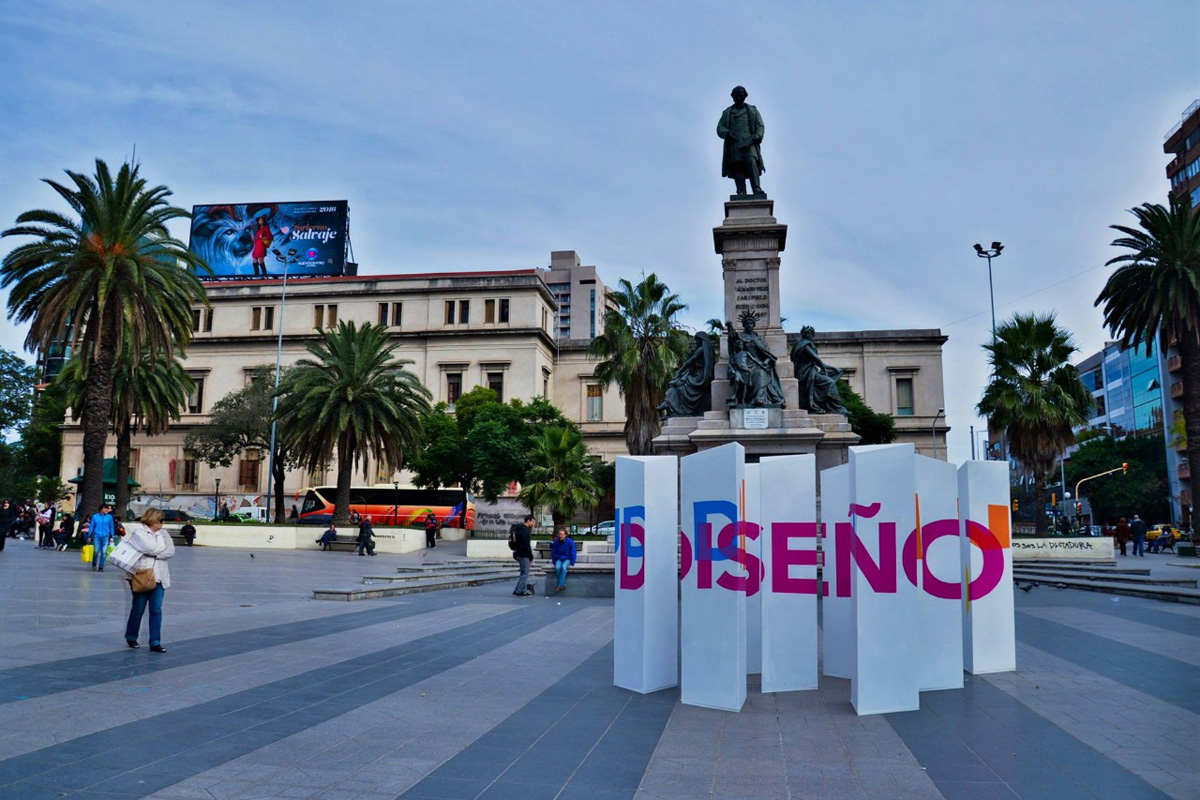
316,523,338,551
1150,530,1175,553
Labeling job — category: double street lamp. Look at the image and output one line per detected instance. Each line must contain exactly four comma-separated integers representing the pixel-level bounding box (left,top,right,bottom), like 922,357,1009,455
974,241,1007,462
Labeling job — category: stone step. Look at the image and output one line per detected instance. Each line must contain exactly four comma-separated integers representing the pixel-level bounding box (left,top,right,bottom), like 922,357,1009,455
1012,564,1151,576
363,570,512,586
1011,575,1200,605
1013,568,1196,588
394,564,517,574
313,573,514,601
1013,558,1118,568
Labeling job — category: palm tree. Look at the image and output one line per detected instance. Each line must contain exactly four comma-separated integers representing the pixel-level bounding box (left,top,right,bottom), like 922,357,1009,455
59,349,193,515
588,274,691,455
1096,200,1200,523
517,426,601,526
275,321,431,524
2,160,206,517
977,313,1093,534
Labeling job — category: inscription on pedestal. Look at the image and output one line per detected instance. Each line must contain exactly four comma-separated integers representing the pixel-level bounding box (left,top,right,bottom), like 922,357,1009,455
734,274,770,322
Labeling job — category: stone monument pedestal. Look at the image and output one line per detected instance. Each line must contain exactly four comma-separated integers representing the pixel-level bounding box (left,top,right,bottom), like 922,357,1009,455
652,195,859,465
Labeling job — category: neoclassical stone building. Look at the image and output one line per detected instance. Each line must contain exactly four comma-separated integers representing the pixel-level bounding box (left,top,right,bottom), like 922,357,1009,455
57,252,948,512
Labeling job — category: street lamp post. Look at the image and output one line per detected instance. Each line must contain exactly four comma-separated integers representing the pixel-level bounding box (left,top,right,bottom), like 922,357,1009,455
932,408,944,459
265,248,299,523
974,241,1007,462
214,478,221,522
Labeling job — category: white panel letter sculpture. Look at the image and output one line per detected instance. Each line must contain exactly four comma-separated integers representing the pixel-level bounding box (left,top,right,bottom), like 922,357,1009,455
759,454,818,693
613,456,679,694
958,460,1016,674
680,443,746,711
913,455,964,691
744,463,762,676
848,444,919,715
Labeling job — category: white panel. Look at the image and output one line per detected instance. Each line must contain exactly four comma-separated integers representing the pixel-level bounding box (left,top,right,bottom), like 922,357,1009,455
760,454,818,693
613,456,679,693
744,463,762,676
849,444,920,715
680,443,747,712
913,455,964,691
819,464,853,679
958,460,1016,675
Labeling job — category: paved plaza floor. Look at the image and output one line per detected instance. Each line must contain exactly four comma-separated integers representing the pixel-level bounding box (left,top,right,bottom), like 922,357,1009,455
0,538,1196,799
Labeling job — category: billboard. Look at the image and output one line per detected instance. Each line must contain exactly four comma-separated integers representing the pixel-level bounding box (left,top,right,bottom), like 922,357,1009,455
188,200,348,278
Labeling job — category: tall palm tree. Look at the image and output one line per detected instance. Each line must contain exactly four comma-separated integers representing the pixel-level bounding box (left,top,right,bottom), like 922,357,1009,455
2,160,207,517
977,313,1093,534
1096,200,1200,522
275,321,431,524
59,349,193,514
517,426,601,526
588,274,691,455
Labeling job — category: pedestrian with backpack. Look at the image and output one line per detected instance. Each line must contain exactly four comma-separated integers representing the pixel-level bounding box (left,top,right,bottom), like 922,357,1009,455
509,515,536,596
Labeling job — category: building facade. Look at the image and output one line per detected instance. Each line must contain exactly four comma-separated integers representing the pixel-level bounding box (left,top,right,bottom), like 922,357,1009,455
1165,99,1200,208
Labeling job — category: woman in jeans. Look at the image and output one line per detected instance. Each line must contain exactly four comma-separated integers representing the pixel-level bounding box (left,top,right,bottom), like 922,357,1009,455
550,528,577,593
124,507,176,653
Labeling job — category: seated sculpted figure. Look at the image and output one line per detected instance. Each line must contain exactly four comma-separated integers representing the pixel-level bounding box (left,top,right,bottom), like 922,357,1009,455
726,311,785,408
790,325,848,415
658,332,716,417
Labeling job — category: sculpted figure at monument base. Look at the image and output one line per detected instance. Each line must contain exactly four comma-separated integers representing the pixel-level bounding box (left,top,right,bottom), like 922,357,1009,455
659,332,716,418
726,312,785,409
790,326,848,415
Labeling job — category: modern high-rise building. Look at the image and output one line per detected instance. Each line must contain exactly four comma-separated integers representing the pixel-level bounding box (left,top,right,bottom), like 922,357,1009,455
543,250,616,340
1076,342,1164,440
1164,99,1200,208
1158,99,1200,526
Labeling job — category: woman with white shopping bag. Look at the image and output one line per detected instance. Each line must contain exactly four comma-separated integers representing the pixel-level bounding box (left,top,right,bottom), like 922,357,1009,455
122,508,175,652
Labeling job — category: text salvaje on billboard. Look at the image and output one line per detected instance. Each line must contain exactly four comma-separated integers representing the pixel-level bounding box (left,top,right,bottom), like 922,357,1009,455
188,201,348,278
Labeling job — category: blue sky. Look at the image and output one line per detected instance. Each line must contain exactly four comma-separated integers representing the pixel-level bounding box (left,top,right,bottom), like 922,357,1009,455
0,0,1196,461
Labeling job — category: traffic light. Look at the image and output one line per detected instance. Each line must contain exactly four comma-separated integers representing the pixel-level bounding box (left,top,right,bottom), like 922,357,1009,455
1012,499,1019,512
1076,502,1082,515
1051,492,1056,507
1122,462,1129,475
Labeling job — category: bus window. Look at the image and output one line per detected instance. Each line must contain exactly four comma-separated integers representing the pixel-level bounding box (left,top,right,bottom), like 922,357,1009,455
301,490,325,514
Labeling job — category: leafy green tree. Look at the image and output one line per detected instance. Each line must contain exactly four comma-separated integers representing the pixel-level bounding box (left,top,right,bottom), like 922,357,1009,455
1,159,207,517
589,274,691,455
275,321,431,524
1064,434,1170,525
1096,200,1200,526
186,367,297,521
977,313,1093,534
517,427,601,526
837,379,897,445
409,387,576,502
0,348,35,436
59,347,192,514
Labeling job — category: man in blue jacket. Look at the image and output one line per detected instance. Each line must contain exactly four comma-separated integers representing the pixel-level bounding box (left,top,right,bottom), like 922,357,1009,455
550,528,577,593
88,503,115,572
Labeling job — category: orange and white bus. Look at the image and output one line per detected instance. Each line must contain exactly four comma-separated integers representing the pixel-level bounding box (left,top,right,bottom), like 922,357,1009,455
296,485,475,530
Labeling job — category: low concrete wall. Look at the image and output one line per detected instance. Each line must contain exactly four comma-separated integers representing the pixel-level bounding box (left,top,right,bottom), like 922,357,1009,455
190,525,426,554
439,527,469,542
467,539,514,559
1012,537,1114,560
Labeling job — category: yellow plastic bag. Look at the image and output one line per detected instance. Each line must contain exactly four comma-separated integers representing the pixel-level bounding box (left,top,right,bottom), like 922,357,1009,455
81,544,94,564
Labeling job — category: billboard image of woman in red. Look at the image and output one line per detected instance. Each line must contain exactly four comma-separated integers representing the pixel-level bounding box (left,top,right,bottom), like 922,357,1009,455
251,216,274,277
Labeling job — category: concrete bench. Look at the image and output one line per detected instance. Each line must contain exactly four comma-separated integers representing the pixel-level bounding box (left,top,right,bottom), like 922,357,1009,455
536,563,614,598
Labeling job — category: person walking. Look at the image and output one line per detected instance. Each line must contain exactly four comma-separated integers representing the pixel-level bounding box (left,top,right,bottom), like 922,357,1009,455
511,514,536,597
550,527,577,593
1115,517,1131,557
424,512,439,549
356,515,375,556
88,503,115,571
317,522,338,551
1130,514,1148,557
0,499,14,550
37,503,56,548
123,507,175,652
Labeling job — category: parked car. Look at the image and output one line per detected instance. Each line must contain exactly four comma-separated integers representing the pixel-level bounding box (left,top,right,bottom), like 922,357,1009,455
160,508,193,523
585,520,616,537
1150,524,1182,542
230,507,270,524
